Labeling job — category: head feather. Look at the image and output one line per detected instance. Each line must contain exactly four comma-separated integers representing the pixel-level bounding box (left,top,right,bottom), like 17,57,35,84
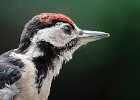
36,13,75,27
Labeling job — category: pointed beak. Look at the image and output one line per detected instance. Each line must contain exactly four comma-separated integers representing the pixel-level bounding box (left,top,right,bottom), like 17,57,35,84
78,29,110,42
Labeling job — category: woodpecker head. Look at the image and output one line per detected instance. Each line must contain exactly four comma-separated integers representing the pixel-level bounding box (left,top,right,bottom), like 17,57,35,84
18,13,109,61
13,13,109,95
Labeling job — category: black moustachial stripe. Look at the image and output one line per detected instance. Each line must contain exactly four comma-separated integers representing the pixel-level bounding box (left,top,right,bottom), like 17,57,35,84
33,41,60,93
33,38,78,93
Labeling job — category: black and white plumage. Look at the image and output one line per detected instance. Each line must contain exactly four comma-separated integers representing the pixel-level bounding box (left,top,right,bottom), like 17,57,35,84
0,13,109,100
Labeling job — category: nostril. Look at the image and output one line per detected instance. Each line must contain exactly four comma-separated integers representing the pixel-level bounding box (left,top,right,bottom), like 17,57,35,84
79,30,83,35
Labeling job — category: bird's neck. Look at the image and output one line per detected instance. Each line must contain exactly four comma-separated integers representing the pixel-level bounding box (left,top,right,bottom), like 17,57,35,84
12,43,64,100
14,41,73,99
16,41,73,77
15,42,64,93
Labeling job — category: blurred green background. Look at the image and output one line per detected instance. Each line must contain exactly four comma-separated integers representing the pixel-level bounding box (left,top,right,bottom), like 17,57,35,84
0,0,140,100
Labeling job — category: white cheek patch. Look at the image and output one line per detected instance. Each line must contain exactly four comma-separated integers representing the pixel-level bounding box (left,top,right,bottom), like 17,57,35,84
32,25,78,47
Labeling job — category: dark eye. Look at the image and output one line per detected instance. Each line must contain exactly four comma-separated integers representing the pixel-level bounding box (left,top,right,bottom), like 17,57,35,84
63,25,72,34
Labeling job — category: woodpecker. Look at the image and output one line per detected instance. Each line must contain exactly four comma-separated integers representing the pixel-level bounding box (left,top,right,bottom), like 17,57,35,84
0,13,109,100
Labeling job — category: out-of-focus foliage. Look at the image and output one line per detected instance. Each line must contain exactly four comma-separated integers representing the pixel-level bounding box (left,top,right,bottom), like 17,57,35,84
0,0,140,100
